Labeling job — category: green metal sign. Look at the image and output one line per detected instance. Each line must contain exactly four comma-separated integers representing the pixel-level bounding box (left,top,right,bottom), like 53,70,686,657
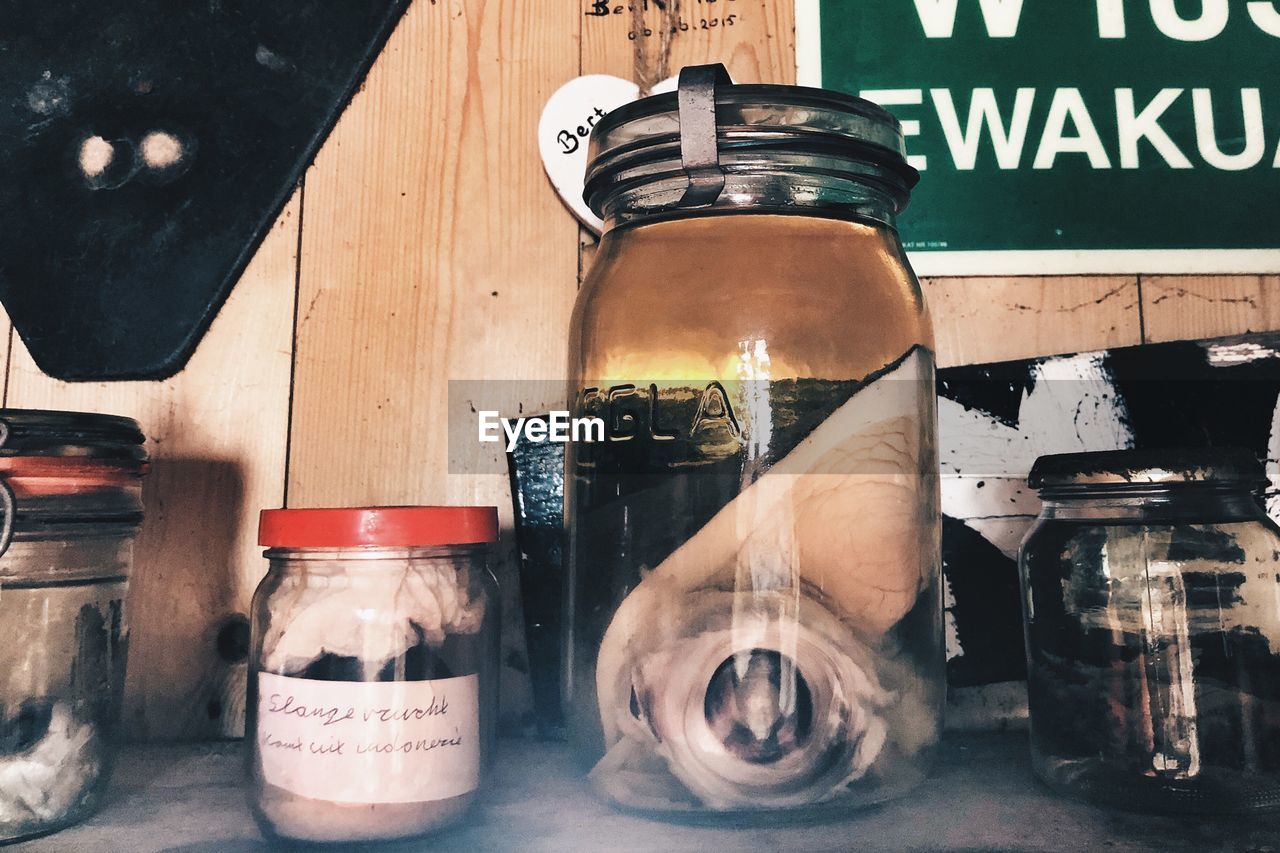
797,0,1280,275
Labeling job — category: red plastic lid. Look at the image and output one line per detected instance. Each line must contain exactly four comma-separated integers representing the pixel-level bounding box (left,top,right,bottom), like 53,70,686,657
258,506,499,548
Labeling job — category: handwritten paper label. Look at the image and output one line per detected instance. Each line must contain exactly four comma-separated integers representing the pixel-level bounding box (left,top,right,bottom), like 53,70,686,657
257,672,479,804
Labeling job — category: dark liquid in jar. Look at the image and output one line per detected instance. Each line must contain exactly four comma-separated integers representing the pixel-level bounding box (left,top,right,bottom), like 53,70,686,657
1023,518,1280,813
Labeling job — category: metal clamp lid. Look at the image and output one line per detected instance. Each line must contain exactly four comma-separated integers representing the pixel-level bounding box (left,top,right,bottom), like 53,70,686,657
583,66,918,224
1029,448,1266,491
676,63,731,208
0,409,146,462
0,410,147,560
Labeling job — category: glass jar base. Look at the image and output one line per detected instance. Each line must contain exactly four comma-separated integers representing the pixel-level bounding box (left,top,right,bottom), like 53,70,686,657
593,759,933,826
0,791,105,845
251,785,476,846
1035,754,1280,815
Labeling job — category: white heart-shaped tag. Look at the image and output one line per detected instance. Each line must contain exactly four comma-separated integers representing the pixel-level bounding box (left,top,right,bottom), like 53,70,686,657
538,74,681,234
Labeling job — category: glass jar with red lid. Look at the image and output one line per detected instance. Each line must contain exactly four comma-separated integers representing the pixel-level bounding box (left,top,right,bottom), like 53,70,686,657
247,506,500,845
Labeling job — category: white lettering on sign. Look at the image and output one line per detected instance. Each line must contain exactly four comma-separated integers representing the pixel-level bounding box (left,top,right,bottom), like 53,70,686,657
1116,89,1192,169
1033,88,1112,170
257,672,480,805
1248,1,1280,37
912,0,1026,38
1091,0,1280,38
795,0,1280,274
831,0,1280,176
1193,88,1267,171
1149,0,1230,42
860,86,1280,173
1096,0,1127,38
931,88,1036,170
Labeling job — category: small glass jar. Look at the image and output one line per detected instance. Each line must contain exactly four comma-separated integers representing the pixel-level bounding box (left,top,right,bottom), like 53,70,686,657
565,65,941,817
247,506,499,846
1021,449,1280,814
0,410,147,843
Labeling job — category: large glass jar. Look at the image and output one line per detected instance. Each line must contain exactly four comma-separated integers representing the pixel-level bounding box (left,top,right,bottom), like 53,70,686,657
247,507,500,846
0,410,146,842
564,65,942,816
1022,449,1280,814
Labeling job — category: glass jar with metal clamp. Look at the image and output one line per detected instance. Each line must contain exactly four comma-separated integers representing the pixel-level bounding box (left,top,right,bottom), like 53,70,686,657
0,410,147,842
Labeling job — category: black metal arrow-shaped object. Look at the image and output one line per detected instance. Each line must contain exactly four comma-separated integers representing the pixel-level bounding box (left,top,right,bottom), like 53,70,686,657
0,0,410,380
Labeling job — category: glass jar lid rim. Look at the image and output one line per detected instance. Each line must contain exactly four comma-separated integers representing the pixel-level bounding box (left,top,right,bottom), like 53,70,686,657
592,83,906,145
1029,448,1265,489
584,80,919,219
0,408,146,465
259,506,499,548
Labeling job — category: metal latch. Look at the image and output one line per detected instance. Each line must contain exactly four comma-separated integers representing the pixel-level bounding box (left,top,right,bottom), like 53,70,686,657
677,63,731,208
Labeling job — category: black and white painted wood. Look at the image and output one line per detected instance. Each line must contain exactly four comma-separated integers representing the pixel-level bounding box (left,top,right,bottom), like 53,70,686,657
938,332,1280,725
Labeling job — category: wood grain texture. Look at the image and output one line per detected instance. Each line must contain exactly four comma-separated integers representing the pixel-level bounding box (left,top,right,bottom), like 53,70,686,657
1141,276,1280,345
580,0,795,84
4,195,300,740
290,0,581,502
925,276,1143,368
287,0,584,728
0,312,14,398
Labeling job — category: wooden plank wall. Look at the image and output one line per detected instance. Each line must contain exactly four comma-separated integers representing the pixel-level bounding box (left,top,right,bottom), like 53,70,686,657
3,0,1275,740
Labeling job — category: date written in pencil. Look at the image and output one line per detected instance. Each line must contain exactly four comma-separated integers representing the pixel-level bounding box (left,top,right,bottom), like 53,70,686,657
626,14,738,38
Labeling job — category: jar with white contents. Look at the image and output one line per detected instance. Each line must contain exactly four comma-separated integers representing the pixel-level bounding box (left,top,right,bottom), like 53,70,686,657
247,506,499,845
0,410,146,843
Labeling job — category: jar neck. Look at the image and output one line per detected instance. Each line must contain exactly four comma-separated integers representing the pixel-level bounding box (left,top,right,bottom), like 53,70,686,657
264,543,487,569
1039,484,1266,523
599,170,902,232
